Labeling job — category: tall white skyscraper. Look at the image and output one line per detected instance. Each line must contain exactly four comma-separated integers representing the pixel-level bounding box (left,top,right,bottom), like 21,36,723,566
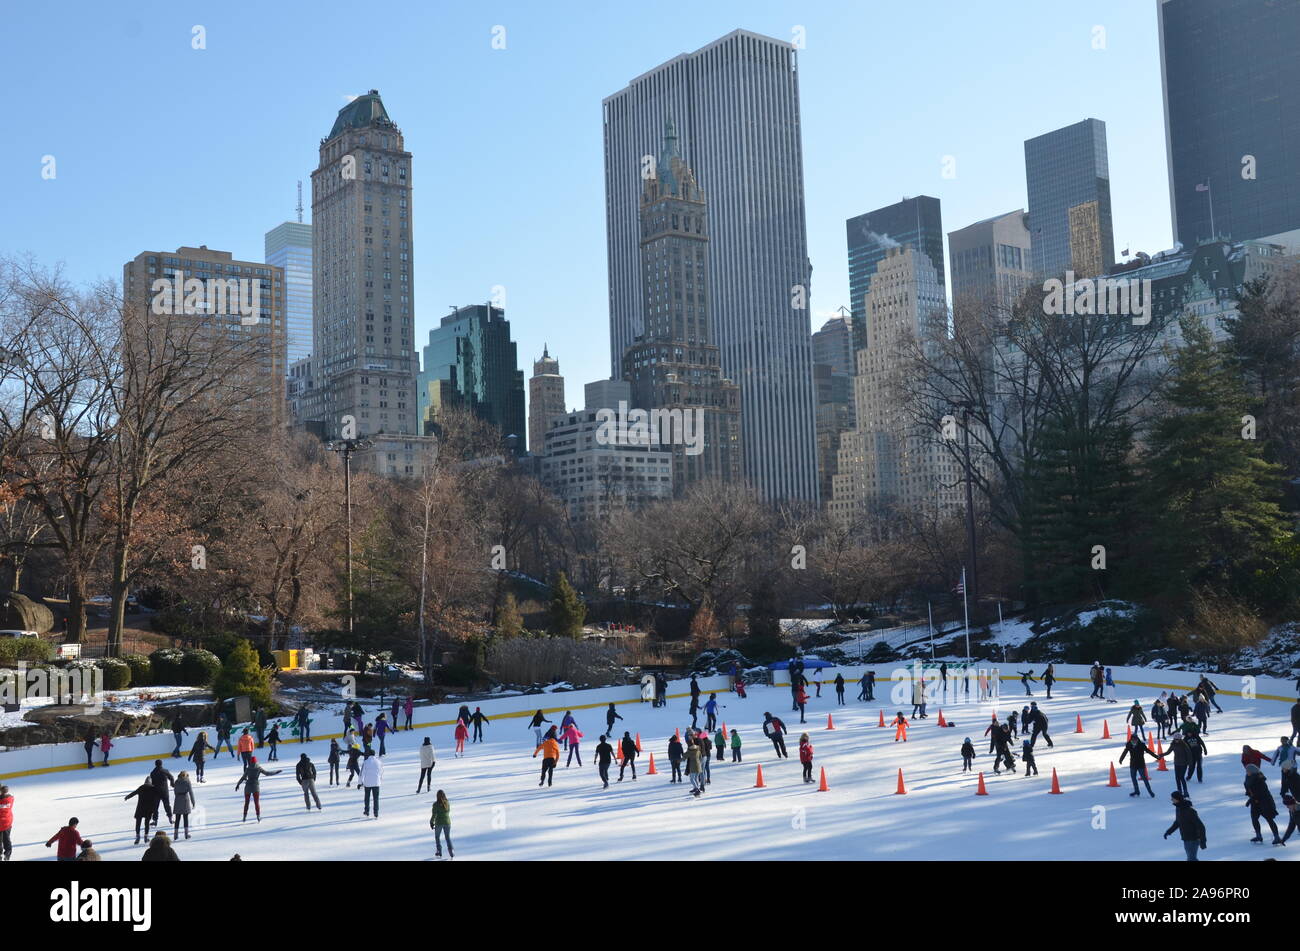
603,29,818,502
265,220,313,365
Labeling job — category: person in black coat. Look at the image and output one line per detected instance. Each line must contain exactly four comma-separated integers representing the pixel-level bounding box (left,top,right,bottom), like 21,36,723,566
1163,792,1207,861
1290,699,1300,744
667,734,685,783
83,733,95,770
763,712,789,758
1185,730,1208,784
1166,736,1192,797
1118,737,1163,797
960,738,976,773
1243,765,1282,845
1197,676,1223,714
327,738,341,785
148,760,176,823
124,781,161,844
1027,703,1053,748
188,732,217,782
296,753,322,811
992,724,1016,774
605,702,623,736
834,673,846,706
617,732,638,781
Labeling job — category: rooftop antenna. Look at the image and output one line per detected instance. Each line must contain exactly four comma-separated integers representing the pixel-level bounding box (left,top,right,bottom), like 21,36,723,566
296,181,304,223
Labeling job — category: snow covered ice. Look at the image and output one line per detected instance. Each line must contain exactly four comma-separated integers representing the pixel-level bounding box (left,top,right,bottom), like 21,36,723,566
5,664,1297,861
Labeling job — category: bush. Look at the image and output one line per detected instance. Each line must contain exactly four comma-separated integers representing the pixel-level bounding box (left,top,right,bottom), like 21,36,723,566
485,637,621,686
122,653,152,686
0,637,53,664
199,633,243,663
181,648,221,686
149,648,187,685
212,640,272,708
97,657,131,690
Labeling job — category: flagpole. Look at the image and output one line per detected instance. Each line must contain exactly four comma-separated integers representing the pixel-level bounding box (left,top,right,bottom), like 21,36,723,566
961,566,970,666
927,600,934,660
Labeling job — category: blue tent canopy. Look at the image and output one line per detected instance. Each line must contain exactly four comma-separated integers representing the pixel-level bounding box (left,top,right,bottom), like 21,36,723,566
768,657,836,670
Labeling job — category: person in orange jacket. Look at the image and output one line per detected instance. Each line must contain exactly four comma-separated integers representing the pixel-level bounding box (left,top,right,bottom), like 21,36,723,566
890,712,909,743
236,728,255,768
533,727,560,787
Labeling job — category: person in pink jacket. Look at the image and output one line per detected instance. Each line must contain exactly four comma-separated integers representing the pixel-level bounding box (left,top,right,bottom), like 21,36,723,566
403,697,415,730
453,719,469,758
562,723,584,767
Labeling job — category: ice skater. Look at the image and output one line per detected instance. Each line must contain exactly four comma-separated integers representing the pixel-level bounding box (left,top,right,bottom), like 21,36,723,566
562,722,583,767
1126,701,1148,743
454,718,469,758
534,728,560,787
960,737,976,773
1163,792,1207,861
763,712,789,757
605,703,623,738
595,735,615,788
1021,739,1038,777
471,707,490,742
173,770,196,839
667,733,684,782
1244,764,1283,845
417,737,436,793
328,738,341,786
188,731,217,783
890,711,909,743
1018,670,1037,696
431,790,453,858
798,733,815,783
359,750,383,817
618,731,638,781
1118,736,1162,797
730,728,742,763
235,756,281,822
296,753,322,811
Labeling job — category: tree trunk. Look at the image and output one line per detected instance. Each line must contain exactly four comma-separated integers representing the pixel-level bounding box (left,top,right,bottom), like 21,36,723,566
65,577,87,645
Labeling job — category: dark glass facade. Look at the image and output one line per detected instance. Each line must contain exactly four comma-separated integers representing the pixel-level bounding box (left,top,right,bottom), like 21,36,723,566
1024,118,1114,279
845,196,944,351
1160,0,1300,248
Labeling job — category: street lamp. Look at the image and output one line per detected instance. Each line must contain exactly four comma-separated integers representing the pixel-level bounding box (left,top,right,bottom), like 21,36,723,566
955,400,979,634
325,437,372,641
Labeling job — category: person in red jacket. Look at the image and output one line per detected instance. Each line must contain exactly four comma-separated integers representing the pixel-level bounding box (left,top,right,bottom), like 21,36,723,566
45,817,82,861
0,785,13,861
1242,745,1274,770
794,685,809,724
798,733,815,783
453,719,469,758
99,732,113,767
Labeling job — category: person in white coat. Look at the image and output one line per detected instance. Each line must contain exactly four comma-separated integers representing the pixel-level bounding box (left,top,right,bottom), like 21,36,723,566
416,737,436,793
360,750,384,818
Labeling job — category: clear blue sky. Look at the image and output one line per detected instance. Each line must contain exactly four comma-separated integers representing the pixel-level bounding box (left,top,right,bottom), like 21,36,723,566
2,0,1172,412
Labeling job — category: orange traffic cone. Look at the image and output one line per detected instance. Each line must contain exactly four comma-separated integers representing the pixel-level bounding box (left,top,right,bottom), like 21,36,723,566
1075,714,1084,734
754,764,766,788
1142,766,1150,782
975,772,988,795
647,753,657,775
991,710,998,722
674,727,681,741
1157,740,1168,771
895,768,907,794
1126,725,1132,743
635,733,643,752
818,767,829,791
1102,720,1111,739
826,714,835,730
878,710,886,728
721,721,727,738
1049,768,1063,794
937,709,947,727
1107,762,1120,787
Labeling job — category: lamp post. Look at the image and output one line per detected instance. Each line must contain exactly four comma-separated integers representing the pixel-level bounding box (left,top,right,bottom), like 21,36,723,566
325,438,371,640
955,400,979,628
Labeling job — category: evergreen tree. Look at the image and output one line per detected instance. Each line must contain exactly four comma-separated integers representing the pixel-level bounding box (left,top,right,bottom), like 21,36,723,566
496,592,524,638
1142,315,1290,594
547,572,585,639
211,639,272,708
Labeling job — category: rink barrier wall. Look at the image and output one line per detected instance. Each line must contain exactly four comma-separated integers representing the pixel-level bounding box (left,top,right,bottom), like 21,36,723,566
1,664,1293,781
0,674,732,781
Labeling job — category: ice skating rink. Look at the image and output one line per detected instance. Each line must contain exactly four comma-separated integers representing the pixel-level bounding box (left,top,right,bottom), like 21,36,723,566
4,665,1297,861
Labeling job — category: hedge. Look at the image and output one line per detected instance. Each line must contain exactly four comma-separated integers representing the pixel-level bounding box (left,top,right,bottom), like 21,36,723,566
97,657,131,690
122,653,152,686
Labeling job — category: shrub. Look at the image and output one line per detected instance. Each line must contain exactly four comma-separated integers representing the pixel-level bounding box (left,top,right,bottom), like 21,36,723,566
211,640,272,708
1166,591,1268,671
485,637,620,686
149,648,187,685
181,648,221,686
97,657,131,690
199,632,243,663
122,653,152,686
547,573,586,638
0,637,53,664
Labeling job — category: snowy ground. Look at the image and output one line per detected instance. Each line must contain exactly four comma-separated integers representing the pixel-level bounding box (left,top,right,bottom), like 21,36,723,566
6,670,1298,861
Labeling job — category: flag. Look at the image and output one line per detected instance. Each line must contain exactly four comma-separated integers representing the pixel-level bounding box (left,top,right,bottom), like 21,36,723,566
954,580,966,595
1195,181,1210,192
1121,247,1129,256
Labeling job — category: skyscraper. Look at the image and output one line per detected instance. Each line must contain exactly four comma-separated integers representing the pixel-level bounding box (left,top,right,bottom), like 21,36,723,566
830,246,960,524
264,220,313,365
812,315,854,377
603,29,818,502
528,346,566,456
417,304,526,454
948,210,1034,313
122,246,286,431
1159,0,1300,250
620,119,741,493
310,90,420,444
846,197,945,352
1024,119,1115,279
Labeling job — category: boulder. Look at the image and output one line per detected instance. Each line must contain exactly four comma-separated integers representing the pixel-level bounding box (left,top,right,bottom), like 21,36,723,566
0,593,54,634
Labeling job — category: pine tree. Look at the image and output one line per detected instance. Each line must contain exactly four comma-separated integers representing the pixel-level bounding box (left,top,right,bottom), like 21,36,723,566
211,639,272,708
1142,315,1289,594
547,573,585,639
497,592,524,638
